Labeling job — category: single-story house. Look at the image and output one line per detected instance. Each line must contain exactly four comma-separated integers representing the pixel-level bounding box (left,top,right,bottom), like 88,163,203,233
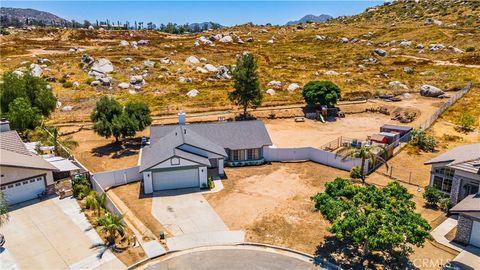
424,143,480,205
450,194,480,248
139,117,272,193
0,130,57,204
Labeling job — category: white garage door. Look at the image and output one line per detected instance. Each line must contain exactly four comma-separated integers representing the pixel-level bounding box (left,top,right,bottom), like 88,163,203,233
153,169,199,191
1,176,46,205
470,221,480,247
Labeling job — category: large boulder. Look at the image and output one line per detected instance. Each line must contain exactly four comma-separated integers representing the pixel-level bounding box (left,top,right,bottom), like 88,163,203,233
130,75,145,85
144,60,155,67
29,64,43,77
374,49,387,57
266,89,276,96
389,81,408,90
120,40,129,46
267,80,282,89
429,44,445,51
118,82,130,89
340,37,349,43
186,89,199,97
195,67,209,74
420,85,444,97
81,54,94,65
99,77,112,86
137,40,149,46
90,58,113,75
204,64,218,72
185,56,200,65
287,83,300,92
219,35,233,43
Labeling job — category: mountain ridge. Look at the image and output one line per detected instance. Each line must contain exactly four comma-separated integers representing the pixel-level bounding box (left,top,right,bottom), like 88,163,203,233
286,14,333,26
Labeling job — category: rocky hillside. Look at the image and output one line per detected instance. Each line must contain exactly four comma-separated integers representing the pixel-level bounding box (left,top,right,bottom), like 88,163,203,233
0,7,66,26
341,0,480,27
286,14,333,25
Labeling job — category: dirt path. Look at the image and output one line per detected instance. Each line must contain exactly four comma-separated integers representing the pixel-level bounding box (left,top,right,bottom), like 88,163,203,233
395,54,480,69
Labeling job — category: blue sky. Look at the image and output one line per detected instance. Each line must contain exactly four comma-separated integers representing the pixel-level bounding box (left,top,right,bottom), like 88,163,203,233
2,1,384,26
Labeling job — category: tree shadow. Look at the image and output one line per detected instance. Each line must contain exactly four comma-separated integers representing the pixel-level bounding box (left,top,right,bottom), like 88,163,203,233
90,138,142,159
314,236,417,270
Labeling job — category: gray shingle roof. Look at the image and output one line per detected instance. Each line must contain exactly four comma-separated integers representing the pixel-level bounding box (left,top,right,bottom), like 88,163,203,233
450,194,480,213
0,131,57,171
140,126,221,172
424,143,480,166
150,120,273,150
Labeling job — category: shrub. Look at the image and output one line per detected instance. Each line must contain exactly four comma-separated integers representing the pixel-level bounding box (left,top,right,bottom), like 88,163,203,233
208,176,215,189
85,77,96,85
0,28,10,35
423,186,442,206
438,197,452,213
465,47,475,52
410,129,437,152
72,175,92,199
456,112,476,132
350,166,362,179
63,81,74,88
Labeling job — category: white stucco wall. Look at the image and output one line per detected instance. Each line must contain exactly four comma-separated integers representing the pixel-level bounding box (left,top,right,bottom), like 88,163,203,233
218,159,224,175
143,171,153,194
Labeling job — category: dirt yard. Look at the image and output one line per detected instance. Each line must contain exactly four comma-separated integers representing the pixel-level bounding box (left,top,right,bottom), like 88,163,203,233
61,128,148,172
265,95,445,148
205,161,458,269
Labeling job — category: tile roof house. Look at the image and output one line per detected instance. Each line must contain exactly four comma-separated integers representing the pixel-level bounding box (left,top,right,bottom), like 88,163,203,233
140,117,272,193
0,130,57,204
424,143,480,205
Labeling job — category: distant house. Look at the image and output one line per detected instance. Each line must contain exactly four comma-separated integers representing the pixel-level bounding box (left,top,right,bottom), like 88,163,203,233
0,130,57,204
450,194,480,248
424,143,480,205
140,115,272,193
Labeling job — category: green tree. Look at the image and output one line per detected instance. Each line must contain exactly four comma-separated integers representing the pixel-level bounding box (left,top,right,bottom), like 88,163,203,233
0,72,56,117
312,178,431,257
85,191,106,216
124,101,152,130
7,98,42,133
302,81,341,107
456,112,476,132
112,112,139,141
96,213,125,245
410,129,437,152
229,53,263,119
336,145,389,182
91,97,122,141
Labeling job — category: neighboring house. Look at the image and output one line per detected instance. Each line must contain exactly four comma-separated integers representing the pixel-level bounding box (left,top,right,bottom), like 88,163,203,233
450,194,480,248
140,117,272,193
0,130,57,204
424,143,480,205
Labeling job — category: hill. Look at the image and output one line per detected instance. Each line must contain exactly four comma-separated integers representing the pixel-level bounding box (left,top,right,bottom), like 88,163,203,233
286,14,333,25
0,7,66,27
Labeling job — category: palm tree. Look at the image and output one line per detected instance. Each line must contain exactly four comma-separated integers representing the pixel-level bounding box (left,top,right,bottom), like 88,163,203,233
96,213,125,245
85,191,106,216
336,144,389,182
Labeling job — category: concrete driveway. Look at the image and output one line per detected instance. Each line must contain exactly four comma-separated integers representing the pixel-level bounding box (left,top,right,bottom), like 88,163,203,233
0,197,124,270
151,190,228,236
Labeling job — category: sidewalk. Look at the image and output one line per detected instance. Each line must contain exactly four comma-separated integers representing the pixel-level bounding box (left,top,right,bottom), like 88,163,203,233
430,216,464,252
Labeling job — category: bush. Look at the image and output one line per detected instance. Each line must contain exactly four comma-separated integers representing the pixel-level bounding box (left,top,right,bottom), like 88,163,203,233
0,28,10,35
439,197,452,212
85,77,95,85
72,175,92,199
208,176,215,190
465,47,475,52
62,81,74,88
350,166,362,179
423,186,442,206
410,129,437,152
456,112,476,132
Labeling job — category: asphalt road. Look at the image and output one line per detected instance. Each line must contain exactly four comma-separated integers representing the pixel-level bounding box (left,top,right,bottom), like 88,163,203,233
146,248,326,270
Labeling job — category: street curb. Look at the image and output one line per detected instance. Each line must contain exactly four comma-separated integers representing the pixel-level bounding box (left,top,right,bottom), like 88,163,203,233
126,242,341,270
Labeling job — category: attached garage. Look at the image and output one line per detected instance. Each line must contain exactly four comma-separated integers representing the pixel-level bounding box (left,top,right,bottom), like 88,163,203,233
153,168,199,191
470,221,480,247
2,176,46,205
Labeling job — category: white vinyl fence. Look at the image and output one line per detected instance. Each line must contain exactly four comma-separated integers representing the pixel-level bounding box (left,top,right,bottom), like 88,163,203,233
264,146,368,174
92,166,142,190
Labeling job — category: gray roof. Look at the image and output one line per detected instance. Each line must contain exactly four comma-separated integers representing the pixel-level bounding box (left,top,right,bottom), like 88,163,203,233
425,143,480,168
0,131,57,171
140,126,224,172
450,194,480,213
150,120,273,150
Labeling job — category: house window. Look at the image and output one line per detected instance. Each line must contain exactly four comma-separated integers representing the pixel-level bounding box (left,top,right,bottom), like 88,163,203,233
433,176,443,189
30,179,36,183
171,157,180,165
8,184,13,188
22,181,28,185
232,150,245,161
247,149,260,160
442,178,452,193
0,186,5,190
434,167,455,177
15,183,21,186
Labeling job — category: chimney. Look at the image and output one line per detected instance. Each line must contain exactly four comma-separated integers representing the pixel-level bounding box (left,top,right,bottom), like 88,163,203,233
178,112,186,125
0,119,10,133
